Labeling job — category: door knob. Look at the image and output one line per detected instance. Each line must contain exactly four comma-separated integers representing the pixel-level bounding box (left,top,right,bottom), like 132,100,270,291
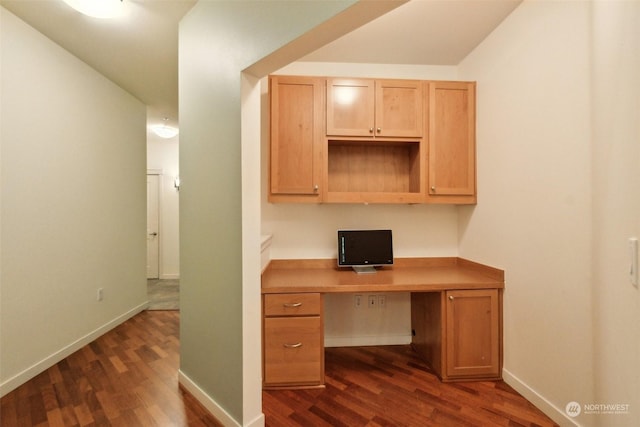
149,232,158,237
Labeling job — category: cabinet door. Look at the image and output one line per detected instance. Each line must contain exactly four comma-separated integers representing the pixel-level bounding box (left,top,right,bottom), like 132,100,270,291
264,316,323,386
270,76,323,200
445,289,500,379
375,79,423,137
428,81,476,200
326,78,375,137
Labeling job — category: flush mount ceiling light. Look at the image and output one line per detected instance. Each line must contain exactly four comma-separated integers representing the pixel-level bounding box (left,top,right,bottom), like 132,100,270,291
62,0,126,19
150,118,179,139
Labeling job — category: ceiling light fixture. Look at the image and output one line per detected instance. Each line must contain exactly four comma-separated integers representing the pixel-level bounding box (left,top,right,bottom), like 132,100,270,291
62,0,126,19
150,118,179,139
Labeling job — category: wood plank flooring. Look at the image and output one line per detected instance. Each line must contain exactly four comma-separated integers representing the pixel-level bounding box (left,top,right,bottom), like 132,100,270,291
0,311,222,427
2,311,558,426
264,345,559,427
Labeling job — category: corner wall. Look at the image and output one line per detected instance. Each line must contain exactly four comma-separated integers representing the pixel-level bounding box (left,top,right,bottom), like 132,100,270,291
457,1,594,425
0,7,147,395
177,2,377,424
591,2,640,426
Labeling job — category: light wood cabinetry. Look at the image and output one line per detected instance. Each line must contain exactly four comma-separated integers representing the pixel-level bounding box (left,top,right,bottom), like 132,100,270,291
269,75,324,203
326,140,423,203
268,75,476,204
375,79,424,138
263,293,324,388
263,258,503,388
324,78,425,203
326,78,374,137
411,288,501,381
445,289,500,379
426,81,476,204
326,78,423,138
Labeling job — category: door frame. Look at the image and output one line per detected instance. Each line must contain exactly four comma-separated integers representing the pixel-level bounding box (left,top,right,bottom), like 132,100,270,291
147,169,163,279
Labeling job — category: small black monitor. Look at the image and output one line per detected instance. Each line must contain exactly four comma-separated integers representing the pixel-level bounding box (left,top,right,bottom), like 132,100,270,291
337,229,393,273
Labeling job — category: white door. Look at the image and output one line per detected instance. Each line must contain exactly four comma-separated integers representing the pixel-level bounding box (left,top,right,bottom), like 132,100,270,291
147,174,160,279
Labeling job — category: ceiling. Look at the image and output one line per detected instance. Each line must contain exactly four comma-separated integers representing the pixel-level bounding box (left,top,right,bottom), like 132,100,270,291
302,0,521,65
0,0,196,130
0,0,521,131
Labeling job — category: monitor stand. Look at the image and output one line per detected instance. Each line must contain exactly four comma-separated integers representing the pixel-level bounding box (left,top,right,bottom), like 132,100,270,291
352,266,377,274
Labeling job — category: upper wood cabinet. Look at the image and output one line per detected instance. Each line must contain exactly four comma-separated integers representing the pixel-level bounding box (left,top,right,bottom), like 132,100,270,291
268,75,476,205
326,78,374,137
269,75,324,203
427,81,476,204
326,78,423,138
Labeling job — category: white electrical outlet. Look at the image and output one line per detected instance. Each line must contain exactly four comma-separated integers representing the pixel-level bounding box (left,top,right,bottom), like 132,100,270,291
368,295,377,308
97,288,104,301
378,295,386,309
354,294,362,308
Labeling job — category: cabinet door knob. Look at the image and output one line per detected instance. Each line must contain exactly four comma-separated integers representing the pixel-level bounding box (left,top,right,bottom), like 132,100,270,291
448,295,454,301
377,127,381,133
283,342,302,349
431,186,436,193
313,185,319,193
369,128,374,133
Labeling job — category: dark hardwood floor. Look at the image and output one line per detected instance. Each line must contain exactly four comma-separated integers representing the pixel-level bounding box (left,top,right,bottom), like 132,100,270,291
2,311,558,427
264,346,559,427
0,311,222,427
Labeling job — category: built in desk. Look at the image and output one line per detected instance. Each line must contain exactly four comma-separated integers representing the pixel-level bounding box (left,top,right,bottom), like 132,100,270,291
261,257,504,389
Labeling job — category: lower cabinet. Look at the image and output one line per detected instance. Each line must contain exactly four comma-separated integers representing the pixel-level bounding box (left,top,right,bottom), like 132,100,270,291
411,289,501,381
263,289,501,388
262,293,324,388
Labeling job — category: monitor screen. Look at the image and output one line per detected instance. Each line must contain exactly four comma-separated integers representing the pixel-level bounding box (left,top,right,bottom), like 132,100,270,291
337,230,393,272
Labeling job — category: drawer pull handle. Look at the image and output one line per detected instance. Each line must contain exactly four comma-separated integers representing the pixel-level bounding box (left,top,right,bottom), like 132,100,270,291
283,302,302,308
283,342,302,349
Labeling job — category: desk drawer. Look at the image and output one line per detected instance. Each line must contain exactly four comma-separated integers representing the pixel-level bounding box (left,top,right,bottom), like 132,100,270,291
264,293,321,316
264,316,323,385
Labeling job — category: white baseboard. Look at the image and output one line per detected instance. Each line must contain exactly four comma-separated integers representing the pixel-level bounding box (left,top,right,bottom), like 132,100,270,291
0,301,149,397
244,412,266,427
325,334,412,347
502,368,580,427
160,273,180,280
178,370,243,427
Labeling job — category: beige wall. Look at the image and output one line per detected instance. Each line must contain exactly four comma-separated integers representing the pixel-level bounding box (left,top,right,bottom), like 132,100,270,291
0,7,147,395
591,2,640,426
457,1,640,425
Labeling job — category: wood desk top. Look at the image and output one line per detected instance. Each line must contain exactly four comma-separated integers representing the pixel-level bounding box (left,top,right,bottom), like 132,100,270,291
261,257,504,294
